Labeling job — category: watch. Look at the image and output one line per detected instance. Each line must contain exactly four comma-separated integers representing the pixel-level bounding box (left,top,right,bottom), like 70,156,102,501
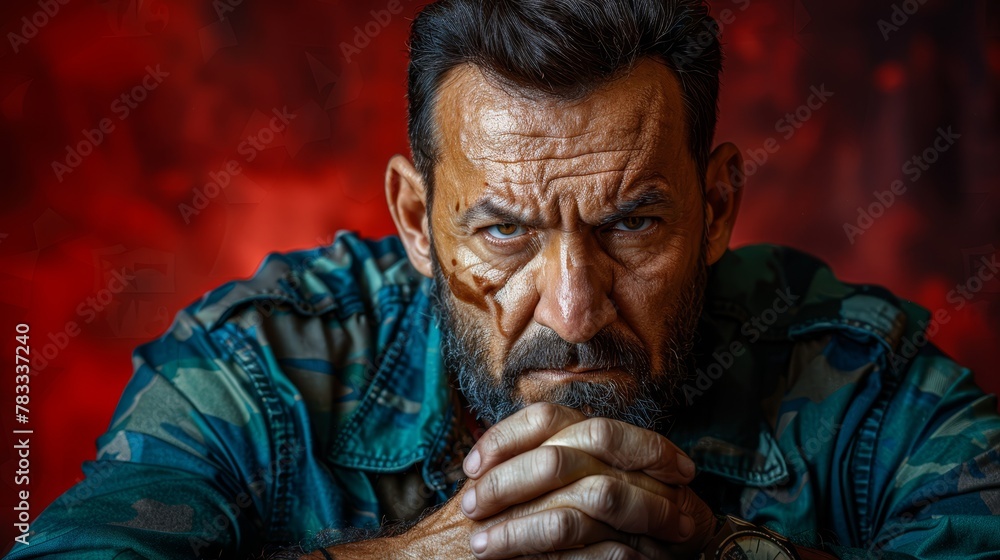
699,515,801,560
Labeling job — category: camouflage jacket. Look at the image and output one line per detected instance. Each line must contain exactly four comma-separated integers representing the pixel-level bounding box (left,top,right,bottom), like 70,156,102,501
7,232,1000,559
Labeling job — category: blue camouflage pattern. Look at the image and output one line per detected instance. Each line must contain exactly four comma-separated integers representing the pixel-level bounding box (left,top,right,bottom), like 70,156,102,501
5,231,1000,559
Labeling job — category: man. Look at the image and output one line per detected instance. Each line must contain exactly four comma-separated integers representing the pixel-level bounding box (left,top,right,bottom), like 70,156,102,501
7,0,1000,559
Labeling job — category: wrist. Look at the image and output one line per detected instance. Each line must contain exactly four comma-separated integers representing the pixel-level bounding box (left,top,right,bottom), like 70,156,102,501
309,534,418,560
390,529,433,559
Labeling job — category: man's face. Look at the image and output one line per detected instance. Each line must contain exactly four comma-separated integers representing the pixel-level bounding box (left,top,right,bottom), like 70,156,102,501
427,59,709,429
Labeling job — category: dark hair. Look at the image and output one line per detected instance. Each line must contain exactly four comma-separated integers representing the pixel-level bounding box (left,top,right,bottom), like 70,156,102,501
406,0,723,203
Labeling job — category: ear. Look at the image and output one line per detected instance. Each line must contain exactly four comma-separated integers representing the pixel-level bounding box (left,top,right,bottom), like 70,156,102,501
702,142,744,266
385,154,433,278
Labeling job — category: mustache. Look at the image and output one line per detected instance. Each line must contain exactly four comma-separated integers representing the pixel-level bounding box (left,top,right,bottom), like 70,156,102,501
501,327,652,380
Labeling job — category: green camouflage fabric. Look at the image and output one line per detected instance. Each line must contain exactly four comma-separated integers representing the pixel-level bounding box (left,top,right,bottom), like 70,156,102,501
6,231,1000,559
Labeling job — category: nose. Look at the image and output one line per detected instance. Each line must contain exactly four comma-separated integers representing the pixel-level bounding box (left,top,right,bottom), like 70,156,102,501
533,234,616,344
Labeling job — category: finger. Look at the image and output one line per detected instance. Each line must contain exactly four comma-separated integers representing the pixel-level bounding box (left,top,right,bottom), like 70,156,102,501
470,507,666,560
464,445,670,519
530,474,695,542
540,417,696,484
466,402,586,479
521,540,652,560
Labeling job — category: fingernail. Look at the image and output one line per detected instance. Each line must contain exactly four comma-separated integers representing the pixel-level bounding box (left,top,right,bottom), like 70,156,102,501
678,455,696,478
462,487,477,515
679,514,695,538
465,449,481,475
471,532,488,553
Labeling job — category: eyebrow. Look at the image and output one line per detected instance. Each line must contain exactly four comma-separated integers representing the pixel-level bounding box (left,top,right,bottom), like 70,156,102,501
599,188,674,226
456,186,675,229
458,199,541,229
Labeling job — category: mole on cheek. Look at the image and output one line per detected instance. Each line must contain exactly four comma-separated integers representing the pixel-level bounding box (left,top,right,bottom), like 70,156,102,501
451,259,458,266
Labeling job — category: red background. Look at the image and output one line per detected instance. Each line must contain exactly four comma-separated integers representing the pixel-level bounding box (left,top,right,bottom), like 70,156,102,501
1,0,998,552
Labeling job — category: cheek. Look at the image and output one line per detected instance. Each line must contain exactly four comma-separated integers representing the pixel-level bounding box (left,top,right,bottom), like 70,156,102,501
611,250,695,346
491,258,541,336
444,246,504,311
441,244,540,344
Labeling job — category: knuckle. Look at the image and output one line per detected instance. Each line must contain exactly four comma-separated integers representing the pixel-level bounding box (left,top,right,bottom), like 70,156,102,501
541,511,564,550
660,439,681,467
527,402,562,432
586,417,619,448
480,472,503,505
548,508,581,546
493,522,515,553
536,445,565,481
586,475,621,520
677,484,699,511
612,451,637,471
645,438,669,466
482,428,507,458
652,494,674,530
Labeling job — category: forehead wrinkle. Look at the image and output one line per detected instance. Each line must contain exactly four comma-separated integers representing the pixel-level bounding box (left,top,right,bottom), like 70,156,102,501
483,149,654,195
434,60,695,226
495,129,598,140
464,114,647,165
473,163,659,219
467,147,643,165
456,74,659,166
436,61,685,163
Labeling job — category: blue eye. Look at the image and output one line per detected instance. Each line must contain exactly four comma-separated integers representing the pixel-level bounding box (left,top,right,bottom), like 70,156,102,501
612,217,654,232
486,223,527,239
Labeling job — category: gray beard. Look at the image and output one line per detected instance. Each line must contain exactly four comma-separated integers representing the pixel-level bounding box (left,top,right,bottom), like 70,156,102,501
429,245,706,431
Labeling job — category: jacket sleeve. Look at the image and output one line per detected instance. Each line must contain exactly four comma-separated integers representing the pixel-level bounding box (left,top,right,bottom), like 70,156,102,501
833,345,1000,559
5,310,299,559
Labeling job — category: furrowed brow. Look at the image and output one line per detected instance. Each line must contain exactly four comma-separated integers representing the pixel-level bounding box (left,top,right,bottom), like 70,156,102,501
600,189,674,225
457,199,538,229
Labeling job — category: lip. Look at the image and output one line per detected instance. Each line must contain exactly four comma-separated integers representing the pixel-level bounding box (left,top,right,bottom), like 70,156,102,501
524,368,621,382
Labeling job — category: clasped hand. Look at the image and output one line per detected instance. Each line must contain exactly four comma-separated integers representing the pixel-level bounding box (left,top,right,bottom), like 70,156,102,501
399,402,716,559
